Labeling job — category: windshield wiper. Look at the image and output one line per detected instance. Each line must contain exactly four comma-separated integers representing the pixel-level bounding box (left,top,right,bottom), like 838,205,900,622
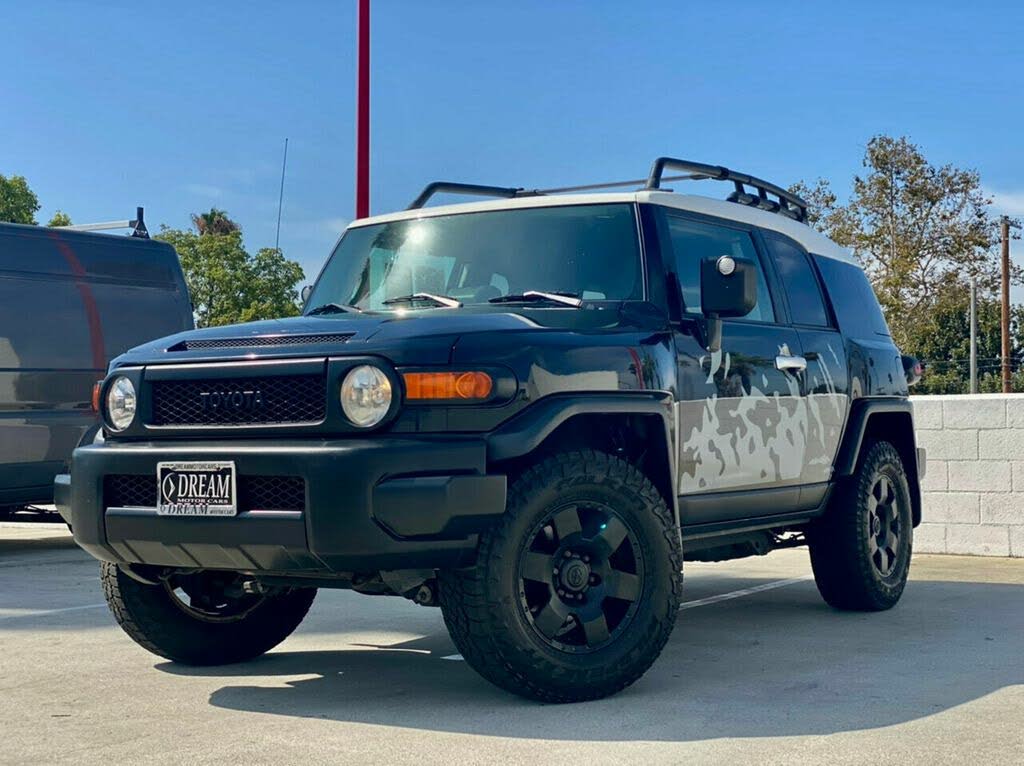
488,290,583,308
306,302,362,316
382,292,463,308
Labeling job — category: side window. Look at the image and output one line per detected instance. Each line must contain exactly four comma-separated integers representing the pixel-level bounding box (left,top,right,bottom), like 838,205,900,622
764,234,831,327
664,215,775,323
814,255,891,337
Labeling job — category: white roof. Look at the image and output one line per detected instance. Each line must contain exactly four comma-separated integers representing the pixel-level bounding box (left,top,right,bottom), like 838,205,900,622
350,190,857,266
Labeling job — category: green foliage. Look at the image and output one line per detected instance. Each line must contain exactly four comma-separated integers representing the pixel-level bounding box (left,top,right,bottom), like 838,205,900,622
47,210,72,227
239,247,305,323
0,173,40,224
157,218,303,328
792,135,1018,352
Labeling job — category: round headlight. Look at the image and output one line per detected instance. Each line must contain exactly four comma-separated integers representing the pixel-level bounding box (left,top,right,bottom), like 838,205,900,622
340,365,393,427
105,376,137,431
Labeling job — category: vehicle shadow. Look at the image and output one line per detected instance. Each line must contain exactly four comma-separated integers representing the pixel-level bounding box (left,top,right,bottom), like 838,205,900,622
160,577,1024,742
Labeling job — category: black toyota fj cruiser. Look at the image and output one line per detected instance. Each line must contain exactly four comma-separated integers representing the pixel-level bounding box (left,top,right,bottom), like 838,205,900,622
57,158,924,703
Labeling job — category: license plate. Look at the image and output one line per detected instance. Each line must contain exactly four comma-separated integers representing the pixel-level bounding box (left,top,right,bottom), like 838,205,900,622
157,461,236,516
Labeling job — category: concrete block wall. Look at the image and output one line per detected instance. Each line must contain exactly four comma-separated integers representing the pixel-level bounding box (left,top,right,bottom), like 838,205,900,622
912,394,1024,557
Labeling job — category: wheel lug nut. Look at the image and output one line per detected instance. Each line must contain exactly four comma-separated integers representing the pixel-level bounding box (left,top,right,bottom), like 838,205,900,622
563,551,573,558
582,555,590,563
557,589,565,597
552,567,559,575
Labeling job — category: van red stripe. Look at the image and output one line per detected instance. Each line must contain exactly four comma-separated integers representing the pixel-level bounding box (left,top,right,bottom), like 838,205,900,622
47,230,107,372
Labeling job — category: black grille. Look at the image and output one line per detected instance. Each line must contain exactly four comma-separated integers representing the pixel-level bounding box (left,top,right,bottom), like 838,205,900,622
149,375,325,426
170,334,353,351
104,474,158,508
103,475,305,512
238,476,306,512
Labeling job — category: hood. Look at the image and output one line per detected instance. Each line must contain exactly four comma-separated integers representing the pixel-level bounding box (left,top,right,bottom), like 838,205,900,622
112,307,629,368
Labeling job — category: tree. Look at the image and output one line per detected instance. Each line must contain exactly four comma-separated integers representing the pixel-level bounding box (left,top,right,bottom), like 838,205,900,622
239,247,306,323
0,173,40,224
191,208,240,237
792,136,1016,351
47,210,72,227
157,214,304,328
905,293,1024,393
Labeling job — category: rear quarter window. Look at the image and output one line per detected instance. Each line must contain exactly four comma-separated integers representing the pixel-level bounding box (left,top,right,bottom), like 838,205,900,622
813,255,891,338
764,234,831,327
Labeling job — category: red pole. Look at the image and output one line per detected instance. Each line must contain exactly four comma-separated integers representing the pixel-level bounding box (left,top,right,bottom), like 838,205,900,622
355,0,370,219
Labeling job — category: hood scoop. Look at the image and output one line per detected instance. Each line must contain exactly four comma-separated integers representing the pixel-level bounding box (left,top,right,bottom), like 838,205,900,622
169,332,355,351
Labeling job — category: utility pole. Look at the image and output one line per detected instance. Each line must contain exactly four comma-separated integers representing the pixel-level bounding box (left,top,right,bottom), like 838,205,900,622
355,0,370,219
970,277,978,394
1001,216,1012,393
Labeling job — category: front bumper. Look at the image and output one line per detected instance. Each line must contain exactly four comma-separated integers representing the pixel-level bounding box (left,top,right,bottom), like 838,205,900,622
57,437,506,574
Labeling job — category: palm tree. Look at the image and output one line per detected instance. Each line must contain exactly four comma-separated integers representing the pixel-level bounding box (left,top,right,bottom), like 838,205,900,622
192,208,240,236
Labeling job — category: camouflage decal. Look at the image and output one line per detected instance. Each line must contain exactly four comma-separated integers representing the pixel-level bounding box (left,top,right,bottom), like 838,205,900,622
678,344,847,494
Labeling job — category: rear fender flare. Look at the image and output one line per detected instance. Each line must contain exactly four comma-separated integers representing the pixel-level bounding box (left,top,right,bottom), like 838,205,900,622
834,397,922,526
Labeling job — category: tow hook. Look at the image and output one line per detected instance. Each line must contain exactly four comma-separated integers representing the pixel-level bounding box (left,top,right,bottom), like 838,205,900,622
413,580,438,607
240,579,267,596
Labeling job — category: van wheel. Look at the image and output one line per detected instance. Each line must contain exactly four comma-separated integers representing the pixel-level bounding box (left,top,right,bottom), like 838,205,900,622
438,450,682,703
101,563,316,665
809,440,913,611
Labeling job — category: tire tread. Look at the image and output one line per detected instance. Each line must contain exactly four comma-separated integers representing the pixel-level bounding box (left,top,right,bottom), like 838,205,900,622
101,564,316,665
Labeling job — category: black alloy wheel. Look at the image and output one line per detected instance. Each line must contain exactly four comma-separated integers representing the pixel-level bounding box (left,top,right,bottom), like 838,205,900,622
518,502,644,653
164,571,266,623
867,474,902,578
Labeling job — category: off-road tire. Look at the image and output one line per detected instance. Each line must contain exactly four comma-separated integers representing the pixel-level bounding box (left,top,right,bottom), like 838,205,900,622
101,563,317,665
438,450,682,703
809,439,913,611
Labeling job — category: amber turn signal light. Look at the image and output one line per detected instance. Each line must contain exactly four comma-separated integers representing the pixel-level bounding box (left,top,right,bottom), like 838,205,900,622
91,381,103,412
402,371,493,400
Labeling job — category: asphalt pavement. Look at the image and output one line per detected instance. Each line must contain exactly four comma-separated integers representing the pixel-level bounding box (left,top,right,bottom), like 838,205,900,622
1,521,1022,765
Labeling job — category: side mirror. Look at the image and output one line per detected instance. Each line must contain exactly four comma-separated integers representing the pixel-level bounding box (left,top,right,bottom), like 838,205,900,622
701,256,757,317
300,285,313,305
700,255,757,352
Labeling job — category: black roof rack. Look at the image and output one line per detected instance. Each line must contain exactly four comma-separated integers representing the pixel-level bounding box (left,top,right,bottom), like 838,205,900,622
61,207,149,238
408,157,808,223
645,158,807,223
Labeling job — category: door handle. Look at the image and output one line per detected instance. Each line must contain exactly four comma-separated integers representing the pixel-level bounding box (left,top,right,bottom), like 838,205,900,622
776,354,807,373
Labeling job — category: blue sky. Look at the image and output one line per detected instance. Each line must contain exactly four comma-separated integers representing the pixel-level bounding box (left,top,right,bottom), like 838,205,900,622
5,1,1024,284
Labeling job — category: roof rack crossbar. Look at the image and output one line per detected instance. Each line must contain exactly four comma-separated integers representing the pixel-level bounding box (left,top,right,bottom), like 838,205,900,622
645,157,807,222
536,174,699,195
61,207,149,238
408,182,533,210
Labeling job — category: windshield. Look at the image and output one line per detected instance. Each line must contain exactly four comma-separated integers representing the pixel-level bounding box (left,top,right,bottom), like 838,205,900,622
306,203,643,312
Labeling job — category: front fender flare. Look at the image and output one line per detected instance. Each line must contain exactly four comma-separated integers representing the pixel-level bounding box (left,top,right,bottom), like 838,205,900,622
486,391,680,531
